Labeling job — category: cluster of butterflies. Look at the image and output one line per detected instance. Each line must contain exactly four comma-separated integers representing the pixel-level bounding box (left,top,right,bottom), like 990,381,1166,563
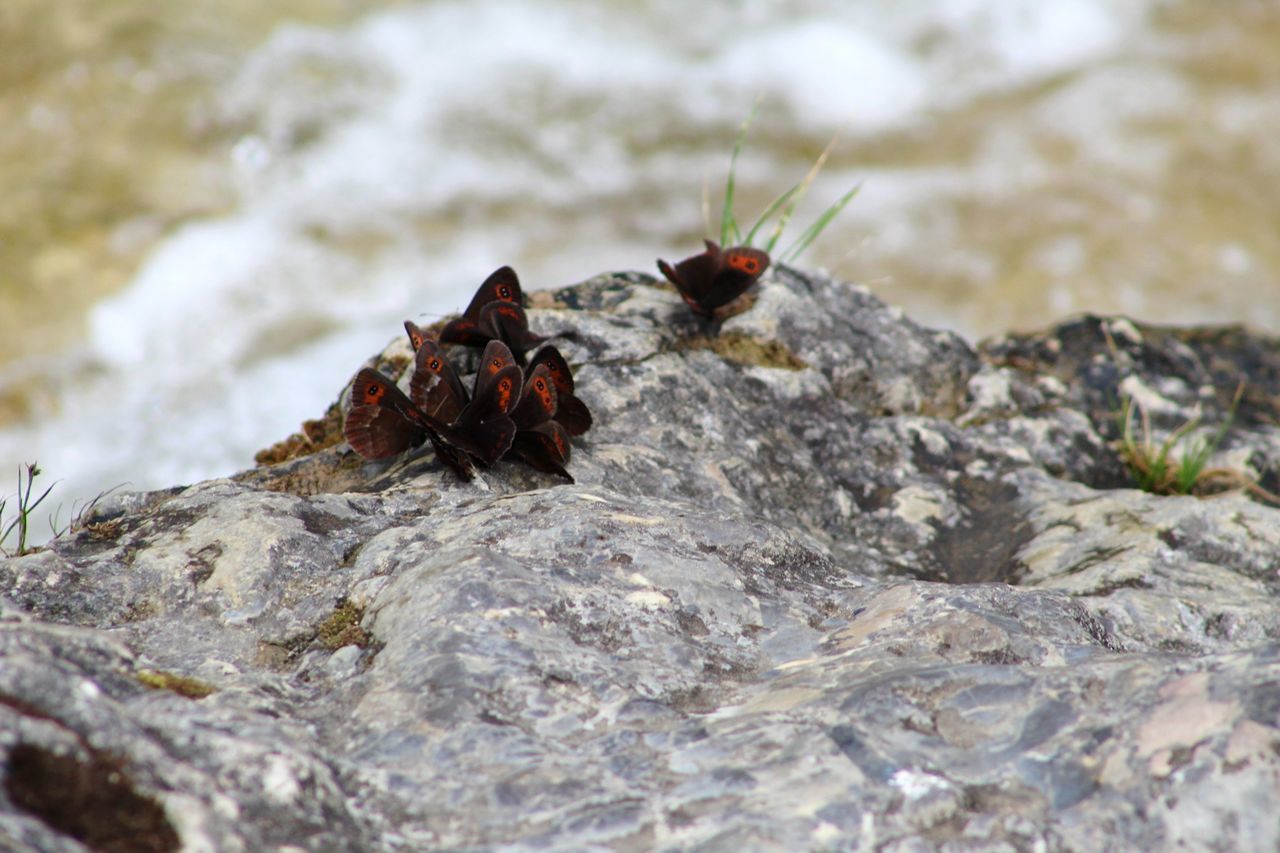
342,241,771,482
343,266,591,482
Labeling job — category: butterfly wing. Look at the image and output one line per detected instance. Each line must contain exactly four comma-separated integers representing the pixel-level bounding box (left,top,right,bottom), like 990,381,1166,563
528,346,574,393
345,369,428,458
344,404,426,459
657,241,770,314
553,395,593,437
512,364,558,431
724,246,769,278
714,246,770,306
511,421,574,482
477,301,546,364
461,265,523,319
454,348,522,466
410,339,469,423
657,240,724,315
346,368,475,479
440,266,525,346
528,346,592,435
474,339,520,385
403,320,430,353
439,316,492,347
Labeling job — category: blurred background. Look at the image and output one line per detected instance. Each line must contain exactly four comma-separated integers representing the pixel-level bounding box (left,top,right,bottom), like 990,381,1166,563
2,0,1278,540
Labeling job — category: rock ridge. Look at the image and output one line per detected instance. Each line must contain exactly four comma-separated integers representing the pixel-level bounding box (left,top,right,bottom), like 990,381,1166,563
3,266,1279,850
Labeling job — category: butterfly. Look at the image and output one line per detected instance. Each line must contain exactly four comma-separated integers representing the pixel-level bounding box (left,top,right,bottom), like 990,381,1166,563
419,337,574,479
439,266,541,358
526,346,592,436
409,336,469,424
406,327,521,465
343,368,476,480
454,340,524,466
346,338,524,472
440,266,564,364
509,363,573,482
656,240,770,316
403,320,433,354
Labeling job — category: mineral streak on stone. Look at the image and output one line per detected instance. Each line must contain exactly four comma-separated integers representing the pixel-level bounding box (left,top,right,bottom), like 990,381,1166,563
3,267,1280,850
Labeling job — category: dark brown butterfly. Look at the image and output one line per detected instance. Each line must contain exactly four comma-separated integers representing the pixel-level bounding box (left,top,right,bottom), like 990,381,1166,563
440,266,535,350
656,240,770,316
403,320,432,353
450,340,522,466
343,369,475,480
527,346,592,436
440,266,571,364
509,363,573,481
409,337,468,424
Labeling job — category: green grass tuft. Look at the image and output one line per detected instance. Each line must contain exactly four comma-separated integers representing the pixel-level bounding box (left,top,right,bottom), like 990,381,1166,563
1,463,58,557
1115,382,1278,503
714,108,860,262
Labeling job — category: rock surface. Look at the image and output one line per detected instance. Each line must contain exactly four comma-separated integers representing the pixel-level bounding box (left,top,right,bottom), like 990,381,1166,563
3,267,1280,850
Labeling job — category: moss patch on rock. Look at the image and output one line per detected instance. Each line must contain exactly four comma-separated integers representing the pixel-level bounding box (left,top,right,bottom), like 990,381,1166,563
255,401,347,467
135,669,216,699
316,600,373,650
681,330,808,371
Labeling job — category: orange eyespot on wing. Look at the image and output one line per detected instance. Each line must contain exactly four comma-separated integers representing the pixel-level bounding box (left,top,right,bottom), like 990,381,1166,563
529,346,577,395
496,375,515,410
355,378,387,405
460,265,523,319
403,320,429,352
724,247,770,277
475,340,518,384
533,376,557,418
351,368,419,414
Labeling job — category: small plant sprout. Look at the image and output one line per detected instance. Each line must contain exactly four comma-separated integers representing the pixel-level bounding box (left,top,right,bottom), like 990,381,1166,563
1117,383,1279,503
711,105,861,264
0,463,59,556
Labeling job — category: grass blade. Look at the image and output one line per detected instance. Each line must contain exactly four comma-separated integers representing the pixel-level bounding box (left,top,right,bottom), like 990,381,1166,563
761,132,842,254
743,184,801,247
720,104,759,246
781,183,862,263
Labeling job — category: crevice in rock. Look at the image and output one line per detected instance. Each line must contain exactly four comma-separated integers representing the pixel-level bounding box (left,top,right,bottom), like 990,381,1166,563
4,742,180,853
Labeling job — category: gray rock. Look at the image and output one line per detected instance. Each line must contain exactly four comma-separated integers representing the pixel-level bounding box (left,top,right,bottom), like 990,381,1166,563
3,266,1280,850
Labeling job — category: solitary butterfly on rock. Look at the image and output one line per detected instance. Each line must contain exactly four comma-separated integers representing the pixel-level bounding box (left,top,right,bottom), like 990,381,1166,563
657,240,770,317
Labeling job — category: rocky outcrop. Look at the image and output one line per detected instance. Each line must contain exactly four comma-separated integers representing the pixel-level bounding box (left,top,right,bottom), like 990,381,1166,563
3,267,1279,850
